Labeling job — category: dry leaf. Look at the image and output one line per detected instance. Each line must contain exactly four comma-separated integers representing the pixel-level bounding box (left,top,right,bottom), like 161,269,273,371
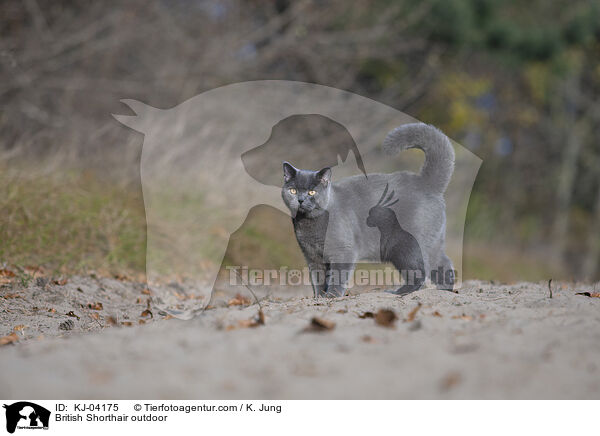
141,288,151,295
226,310,265,330
0,332,18,346
303,317,336,332
138,319,146,325
257,309,265,325
163,314,174,320
237,319,256,328
53,278,68,286
105,316,117,326
121,321,133,326
90,313,100,320
336,309,348,314
13,325,26,332
440,372,461,391
47,308,56,313
0,269,16,285
452,314,473,321
24,265,43,275
87,302,103,310
141,309,153,318
1,293,21,299
358,311,375,319
227,293,252,306
361,335,376,343
576,292,600,298
136,297,143,304
375,309,397,327
405,303,422,322
432,311,443,317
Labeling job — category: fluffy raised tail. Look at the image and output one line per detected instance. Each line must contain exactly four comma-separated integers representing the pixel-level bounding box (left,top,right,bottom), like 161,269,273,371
382,123,455,193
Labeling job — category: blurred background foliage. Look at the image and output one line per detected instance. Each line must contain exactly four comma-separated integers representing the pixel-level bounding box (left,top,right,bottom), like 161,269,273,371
1,0,600,282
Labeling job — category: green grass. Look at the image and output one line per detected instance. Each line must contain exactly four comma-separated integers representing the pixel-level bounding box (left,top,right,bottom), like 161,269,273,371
462,241,564,283
0,167,147,275
223,206,305,270
0,166,567,283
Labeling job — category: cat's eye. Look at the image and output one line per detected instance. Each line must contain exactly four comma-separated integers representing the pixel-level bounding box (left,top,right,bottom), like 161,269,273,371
289,188,297,194
308,190,316,196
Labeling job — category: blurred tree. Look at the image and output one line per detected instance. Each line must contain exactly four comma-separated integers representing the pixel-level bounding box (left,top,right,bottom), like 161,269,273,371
2,0,600,279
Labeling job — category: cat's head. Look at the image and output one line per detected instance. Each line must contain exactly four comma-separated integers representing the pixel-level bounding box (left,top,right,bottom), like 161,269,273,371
281,162,331,218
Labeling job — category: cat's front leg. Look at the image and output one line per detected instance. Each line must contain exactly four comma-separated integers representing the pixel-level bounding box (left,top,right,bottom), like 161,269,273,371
307,263,328,298
324,262,356,297
431,252,455,292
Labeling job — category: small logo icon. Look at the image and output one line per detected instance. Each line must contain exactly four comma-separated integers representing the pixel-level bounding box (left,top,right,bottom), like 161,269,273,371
3,402,50,434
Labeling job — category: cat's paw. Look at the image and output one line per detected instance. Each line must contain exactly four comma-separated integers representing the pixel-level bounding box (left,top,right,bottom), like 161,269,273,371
384,285,422,296
321,288,346,298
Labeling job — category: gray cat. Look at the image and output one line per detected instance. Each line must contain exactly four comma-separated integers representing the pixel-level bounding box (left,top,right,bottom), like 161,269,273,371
281,123,455,297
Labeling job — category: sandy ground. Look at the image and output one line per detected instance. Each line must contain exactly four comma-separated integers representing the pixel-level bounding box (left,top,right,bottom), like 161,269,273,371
1,275,600,399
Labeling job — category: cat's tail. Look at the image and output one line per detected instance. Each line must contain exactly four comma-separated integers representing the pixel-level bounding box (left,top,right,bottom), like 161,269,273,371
382,123,455,193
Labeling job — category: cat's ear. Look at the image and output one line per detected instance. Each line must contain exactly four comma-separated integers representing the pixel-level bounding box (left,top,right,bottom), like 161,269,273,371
317,167,332,186
283,161,297,182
